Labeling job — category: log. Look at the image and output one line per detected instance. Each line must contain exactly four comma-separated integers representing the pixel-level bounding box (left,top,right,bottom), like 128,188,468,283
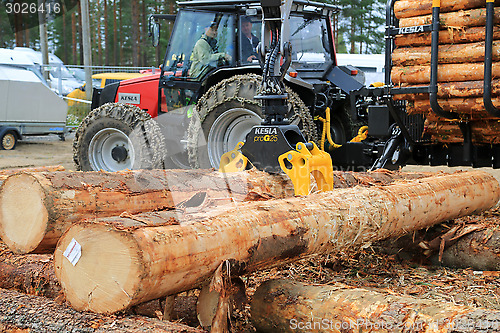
424,119,500,144
0,288,205,333
251,279,500,333
392,41,500,66
392,79,500,101
399,8,500,29
391,62,500,85
0,250,59,298
53,171,500,314
394,0,500,19
407,97,500,118
433,226,500,270
394,26,500,47
0,168,294,253
0,169,433,254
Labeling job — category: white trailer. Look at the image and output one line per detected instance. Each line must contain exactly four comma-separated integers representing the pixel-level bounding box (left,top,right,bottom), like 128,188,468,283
0,64,68,150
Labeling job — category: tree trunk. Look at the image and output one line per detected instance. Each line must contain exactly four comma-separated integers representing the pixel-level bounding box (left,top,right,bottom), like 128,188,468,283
104,0,109,66
395,26,500,47
0,168,433,254
394,0,500,19
72,12,77,64
392,41,500,67
131,0,139,66
0,288,204,333
53,171,499,314
399,8,500,29
391,63,500,85
251,279,500,333
392,79,500,101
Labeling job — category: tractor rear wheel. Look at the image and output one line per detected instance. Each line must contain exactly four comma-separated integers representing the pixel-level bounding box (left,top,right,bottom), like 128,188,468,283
187,74,317,169
73,103,166,171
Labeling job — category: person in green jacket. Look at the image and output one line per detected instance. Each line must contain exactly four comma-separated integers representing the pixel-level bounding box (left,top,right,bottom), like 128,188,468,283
189,21,232,79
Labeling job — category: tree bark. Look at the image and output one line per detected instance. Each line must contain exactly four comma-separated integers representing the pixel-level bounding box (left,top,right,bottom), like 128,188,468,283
399,8,500,29
0,288,204,332
0,244,59,298
391,63,500,85
395,26,500,47
0,169,433,254
392,41,500,67
433,226,500,270
251,279,500,333
53,171,500,314
392,79,500,101
394,0,499,19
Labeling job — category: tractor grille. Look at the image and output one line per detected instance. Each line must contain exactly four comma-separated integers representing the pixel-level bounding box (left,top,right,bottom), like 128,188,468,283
393,100,426,143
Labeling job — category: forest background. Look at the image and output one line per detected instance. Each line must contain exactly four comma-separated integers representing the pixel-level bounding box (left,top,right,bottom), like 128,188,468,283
0,0,386,67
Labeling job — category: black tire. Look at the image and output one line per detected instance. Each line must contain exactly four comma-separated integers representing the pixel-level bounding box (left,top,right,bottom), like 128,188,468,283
187,74,317,169
73,103,167,171
0,131,17,150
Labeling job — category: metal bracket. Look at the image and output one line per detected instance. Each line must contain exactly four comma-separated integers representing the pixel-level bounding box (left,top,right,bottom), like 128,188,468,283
219,142,248,173
278,142,333,196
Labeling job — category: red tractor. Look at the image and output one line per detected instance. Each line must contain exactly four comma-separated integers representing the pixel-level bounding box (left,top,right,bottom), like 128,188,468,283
73,0,370,172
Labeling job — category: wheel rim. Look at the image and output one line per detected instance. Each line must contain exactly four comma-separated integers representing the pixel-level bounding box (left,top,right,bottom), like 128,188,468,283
88,128,135,171
207,108,261,168
2,133,15,150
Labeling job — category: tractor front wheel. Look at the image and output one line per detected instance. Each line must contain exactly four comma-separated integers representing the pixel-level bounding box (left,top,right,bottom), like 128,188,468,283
187,74,317,169
73,103,166,171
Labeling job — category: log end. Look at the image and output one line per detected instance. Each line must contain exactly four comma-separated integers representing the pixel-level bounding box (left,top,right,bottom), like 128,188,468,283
0,173,49,253
54,223,142,314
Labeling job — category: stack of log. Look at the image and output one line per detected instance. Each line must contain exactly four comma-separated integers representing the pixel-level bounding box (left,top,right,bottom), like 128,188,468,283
392,0,500,144
1,166,500,331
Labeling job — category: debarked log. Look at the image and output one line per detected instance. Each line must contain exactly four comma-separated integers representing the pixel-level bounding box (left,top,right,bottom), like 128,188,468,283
392,41,500,66
0,169,433,254
251,279,500,333
395,26,500,47
391,63,500,85
424,119,500,144
0,288,205,333
0,168,295,254
407,97,500,118
394,0,500,19
53,171,500,314
398,7,500,29
392,80,500,101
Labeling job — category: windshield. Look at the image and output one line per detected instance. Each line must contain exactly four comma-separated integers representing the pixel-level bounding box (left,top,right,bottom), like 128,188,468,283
289,15,332,70
163,10,236,80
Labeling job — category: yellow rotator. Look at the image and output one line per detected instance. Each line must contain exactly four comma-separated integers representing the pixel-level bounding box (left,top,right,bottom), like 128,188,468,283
278,141,333,196
219,142,248,172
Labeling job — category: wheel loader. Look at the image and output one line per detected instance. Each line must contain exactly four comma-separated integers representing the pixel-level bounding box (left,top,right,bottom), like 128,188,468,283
73,0,500,178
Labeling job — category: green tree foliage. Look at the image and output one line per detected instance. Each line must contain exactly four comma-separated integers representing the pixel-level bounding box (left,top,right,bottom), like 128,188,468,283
320,0,385,54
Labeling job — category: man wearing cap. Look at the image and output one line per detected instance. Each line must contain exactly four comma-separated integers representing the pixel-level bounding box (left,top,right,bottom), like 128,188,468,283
240,16,260,63
189,21,232,78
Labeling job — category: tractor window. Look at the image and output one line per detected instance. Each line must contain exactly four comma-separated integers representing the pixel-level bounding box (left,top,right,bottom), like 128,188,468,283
163,10,236,80
289,15,332,70
239,15,262,64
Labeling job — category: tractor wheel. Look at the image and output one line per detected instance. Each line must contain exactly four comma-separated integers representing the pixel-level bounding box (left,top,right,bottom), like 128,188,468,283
187,74,317,169
0,131,17,150
73,103,166,171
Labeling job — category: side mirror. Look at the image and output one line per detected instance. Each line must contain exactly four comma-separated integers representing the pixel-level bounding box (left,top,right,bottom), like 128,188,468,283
148,15,160,47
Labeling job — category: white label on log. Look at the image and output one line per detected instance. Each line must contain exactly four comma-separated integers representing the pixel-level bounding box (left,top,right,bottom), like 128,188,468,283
63,238,82,266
